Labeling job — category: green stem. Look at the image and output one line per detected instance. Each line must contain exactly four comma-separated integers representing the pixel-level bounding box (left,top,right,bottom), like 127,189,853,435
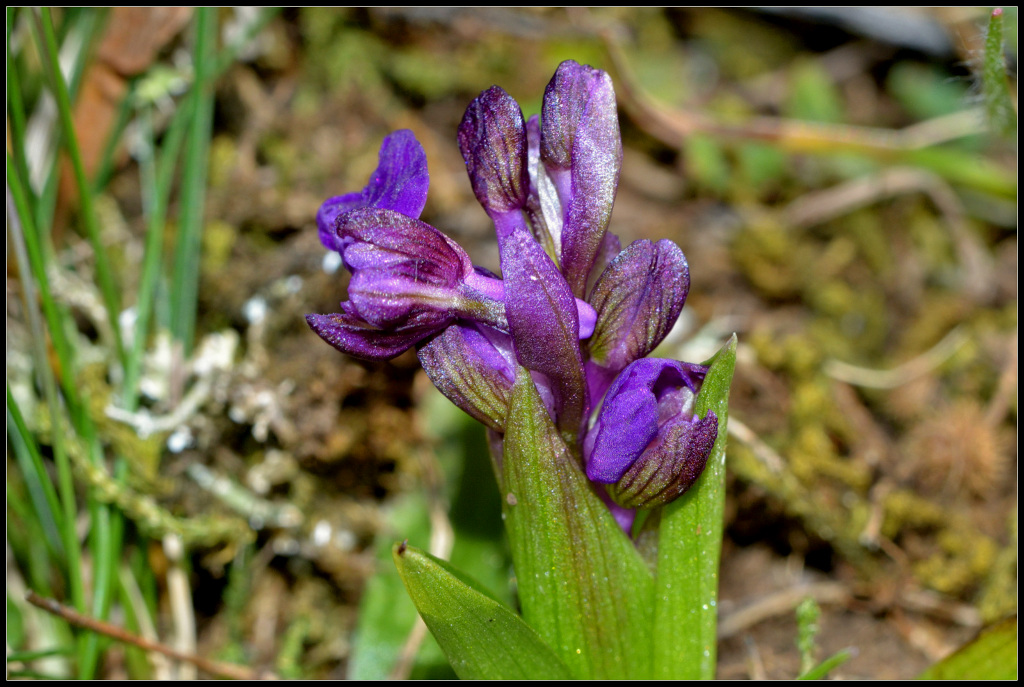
7,389,66,555
982,8,1016,139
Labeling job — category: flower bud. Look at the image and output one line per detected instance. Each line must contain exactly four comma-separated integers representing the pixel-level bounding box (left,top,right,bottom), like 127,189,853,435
585,358,718,509
458,86,529,215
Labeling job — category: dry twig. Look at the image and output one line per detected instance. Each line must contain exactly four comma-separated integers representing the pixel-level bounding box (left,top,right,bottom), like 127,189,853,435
719,581,851,639
603,32,987,157
25,590,266,680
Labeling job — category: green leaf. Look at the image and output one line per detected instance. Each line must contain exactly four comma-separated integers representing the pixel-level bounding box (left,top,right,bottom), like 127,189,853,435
886,62,969,121
652,334,737,679
501,367,655,679
393,542,572,680
917,617,1017,680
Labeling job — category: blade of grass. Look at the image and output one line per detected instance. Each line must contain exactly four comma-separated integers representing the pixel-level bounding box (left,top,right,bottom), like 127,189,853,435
27,9,103,239
7,482,58,599
36,7,126,367
7,389,66,558
798,649,854,680
7,162,78,403
7,8,33,206
170,7,217,354
81,464,119,680
121,103,189,409
7,168,86,617
90,77,137,196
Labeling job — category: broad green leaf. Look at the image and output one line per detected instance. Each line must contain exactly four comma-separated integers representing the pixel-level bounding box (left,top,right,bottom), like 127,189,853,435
393,542,572,680
917,617,1017,680
502,367,655,679
652,334,737,679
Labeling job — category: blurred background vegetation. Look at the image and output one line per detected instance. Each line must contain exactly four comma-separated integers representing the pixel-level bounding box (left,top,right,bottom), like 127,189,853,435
6,7,1016,679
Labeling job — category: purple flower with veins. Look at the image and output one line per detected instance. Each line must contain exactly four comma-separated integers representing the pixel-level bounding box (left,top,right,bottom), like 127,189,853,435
308,60,718,515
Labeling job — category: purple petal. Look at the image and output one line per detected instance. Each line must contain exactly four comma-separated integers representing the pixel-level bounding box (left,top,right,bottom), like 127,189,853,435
418,322,516,431
496,213,587,440
587,239,690,373
317,130,429,252
585,360,663,483
458,86,529,215
305,311,433,360
540,61,622,298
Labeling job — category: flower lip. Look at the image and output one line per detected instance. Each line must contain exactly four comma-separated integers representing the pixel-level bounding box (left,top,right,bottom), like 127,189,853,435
305,310,437,361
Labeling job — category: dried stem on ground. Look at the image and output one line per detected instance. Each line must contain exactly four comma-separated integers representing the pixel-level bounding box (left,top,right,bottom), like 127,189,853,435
25,590,268,680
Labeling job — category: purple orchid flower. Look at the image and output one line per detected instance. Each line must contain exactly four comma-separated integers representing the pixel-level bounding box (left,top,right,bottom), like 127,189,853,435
308,60,718,514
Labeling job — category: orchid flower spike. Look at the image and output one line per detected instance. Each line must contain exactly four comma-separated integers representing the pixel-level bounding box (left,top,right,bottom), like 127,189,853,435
308,60,718,514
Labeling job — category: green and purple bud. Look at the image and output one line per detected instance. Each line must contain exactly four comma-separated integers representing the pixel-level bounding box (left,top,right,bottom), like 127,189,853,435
417,319,516,432
585,238,690,405
541,61,622,299
585,358,717,510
